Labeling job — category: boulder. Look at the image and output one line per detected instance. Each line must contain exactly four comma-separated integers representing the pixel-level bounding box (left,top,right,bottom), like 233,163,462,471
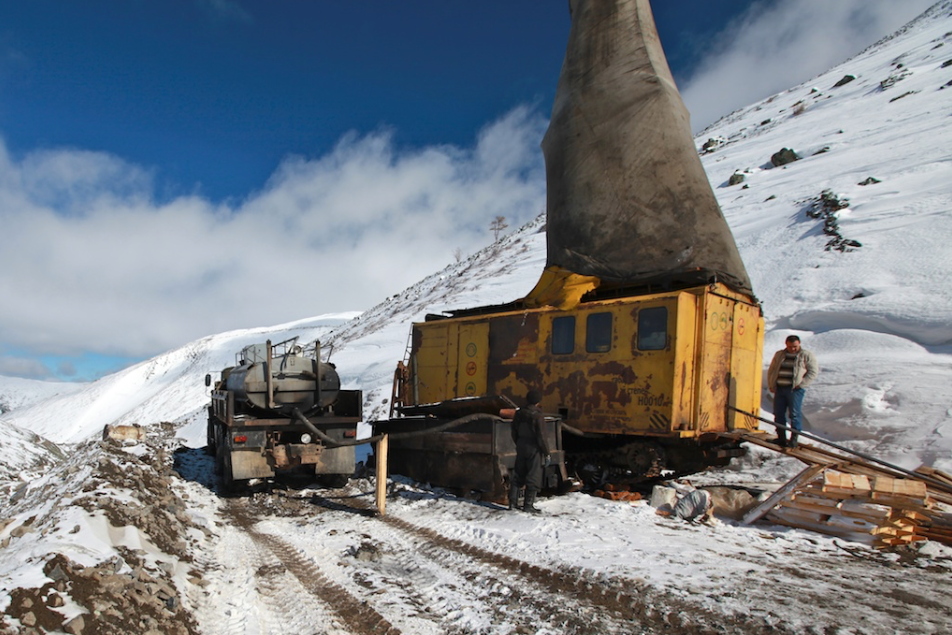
102,424,145,443
770,148,800,167
833,74,856,88
649,485,677,510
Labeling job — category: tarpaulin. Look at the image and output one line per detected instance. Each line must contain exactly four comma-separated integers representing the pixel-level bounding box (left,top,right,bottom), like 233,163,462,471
529,0,752,308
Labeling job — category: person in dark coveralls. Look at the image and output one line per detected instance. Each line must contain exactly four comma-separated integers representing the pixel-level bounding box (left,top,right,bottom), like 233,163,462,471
509,390,550,514
766,335,819,448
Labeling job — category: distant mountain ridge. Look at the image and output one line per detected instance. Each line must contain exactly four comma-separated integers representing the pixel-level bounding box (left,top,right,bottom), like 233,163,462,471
0,376,85,416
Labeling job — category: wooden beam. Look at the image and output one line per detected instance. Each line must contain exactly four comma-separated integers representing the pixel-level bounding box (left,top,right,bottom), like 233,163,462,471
375,433,389,516
741,464,827,525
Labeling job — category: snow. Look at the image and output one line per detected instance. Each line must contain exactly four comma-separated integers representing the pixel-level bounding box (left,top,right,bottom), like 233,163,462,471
3,3,952,633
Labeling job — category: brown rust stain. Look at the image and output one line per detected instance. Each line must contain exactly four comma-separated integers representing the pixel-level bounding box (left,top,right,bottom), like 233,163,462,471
488,313,539,362
551,370,591,418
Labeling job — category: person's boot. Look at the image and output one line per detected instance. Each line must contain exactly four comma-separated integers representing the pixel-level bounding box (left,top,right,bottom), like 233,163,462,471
523,489,541,514
508,483,520,511
776,431,787,447
789,432,799,449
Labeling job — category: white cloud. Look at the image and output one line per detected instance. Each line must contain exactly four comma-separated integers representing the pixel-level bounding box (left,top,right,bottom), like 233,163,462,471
0,106,548,366
679,0,936,132
0,356,51,380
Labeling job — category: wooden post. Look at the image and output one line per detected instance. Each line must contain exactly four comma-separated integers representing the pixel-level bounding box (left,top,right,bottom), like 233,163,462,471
375,434,389,516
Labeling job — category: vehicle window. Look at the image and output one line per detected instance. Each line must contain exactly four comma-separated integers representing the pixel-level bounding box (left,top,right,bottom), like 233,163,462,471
586,312,612,353
638,307,667,350
551,316,575,355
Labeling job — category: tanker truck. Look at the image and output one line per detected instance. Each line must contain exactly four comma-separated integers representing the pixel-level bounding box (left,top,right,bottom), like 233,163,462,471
205,337,362,491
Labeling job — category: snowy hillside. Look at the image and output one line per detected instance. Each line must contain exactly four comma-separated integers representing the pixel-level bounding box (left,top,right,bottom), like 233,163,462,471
0,377,85,485
0,376,84,416
697,0,952,474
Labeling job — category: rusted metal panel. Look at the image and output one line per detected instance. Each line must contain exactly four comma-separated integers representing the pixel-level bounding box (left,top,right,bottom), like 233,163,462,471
403,283,762,444
673,293,699,431
313,445,356,475
377,413,564,501
230,450,274,480
423,432,494,454
698,292,738,433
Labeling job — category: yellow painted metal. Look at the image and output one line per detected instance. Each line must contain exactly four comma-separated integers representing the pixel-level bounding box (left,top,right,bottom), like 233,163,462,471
412,323,450,404
404,283,762,439
523,265,602,310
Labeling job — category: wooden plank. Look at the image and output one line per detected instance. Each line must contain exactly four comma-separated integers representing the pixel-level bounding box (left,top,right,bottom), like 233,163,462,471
870,493,932,510
872,476,927,499
916,465,952,488
914,529,952,545
799,485,875,502
925,489,952,507
741,464,828,525
375,434,388,517
784,497,891,523
766,509,878,544
894,509,930,524
726,431,952,498
823,471,871,493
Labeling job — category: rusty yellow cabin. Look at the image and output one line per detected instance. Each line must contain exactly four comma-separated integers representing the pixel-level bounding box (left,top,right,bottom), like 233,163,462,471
398,281,763,474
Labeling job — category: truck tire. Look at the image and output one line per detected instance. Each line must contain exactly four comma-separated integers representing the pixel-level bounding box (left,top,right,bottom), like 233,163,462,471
205,412,217,456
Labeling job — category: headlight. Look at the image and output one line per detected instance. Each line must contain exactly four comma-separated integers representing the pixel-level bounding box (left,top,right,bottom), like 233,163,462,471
300,432,312,444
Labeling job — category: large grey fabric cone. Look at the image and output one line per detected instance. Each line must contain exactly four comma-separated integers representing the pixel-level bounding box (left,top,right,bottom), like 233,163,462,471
542,0,752,294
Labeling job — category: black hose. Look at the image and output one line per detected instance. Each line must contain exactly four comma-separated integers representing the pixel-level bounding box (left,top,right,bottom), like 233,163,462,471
561,422,600,438
292,409,502,448
729,406,952,495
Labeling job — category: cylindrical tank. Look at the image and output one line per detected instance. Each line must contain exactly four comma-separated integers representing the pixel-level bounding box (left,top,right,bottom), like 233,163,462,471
224,354,340,415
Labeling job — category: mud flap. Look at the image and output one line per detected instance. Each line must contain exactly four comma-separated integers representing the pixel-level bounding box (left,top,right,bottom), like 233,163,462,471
229,450,274,481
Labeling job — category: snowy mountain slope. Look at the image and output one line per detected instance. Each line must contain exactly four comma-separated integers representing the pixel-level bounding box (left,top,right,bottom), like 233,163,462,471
0,376,85,416
0,377,85,482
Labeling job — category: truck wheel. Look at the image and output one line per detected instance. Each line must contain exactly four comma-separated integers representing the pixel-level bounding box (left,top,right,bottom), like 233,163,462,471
221,452,236,493
205,415,217,456
214,424,225,475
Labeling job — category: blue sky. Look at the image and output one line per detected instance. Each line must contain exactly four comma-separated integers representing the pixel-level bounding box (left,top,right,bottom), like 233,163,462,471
0,1,758,203
0,0,934,381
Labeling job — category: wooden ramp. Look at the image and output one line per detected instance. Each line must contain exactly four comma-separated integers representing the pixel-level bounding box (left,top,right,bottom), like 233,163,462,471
722,430,952,549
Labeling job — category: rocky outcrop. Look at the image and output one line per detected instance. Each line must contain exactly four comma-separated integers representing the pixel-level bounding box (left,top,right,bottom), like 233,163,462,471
806,189,862,252
833,74,856,88
0,425,209,634
770,148,801,167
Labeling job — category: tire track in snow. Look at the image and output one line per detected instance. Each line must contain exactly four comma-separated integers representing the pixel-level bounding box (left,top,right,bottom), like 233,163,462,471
225,501,402,635
269,487,623,633
312,487,793,635
190,510,344,635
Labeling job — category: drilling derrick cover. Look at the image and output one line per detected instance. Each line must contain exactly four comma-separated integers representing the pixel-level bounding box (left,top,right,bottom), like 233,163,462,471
531,0,752,306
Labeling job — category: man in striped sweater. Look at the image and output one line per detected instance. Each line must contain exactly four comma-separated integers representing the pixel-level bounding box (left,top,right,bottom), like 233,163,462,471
766,335,819,448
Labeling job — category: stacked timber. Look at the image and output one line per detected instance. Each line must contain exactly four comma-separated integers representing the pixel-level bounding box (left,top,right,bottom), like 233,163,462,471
593,483,643,502
763,469,952,549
